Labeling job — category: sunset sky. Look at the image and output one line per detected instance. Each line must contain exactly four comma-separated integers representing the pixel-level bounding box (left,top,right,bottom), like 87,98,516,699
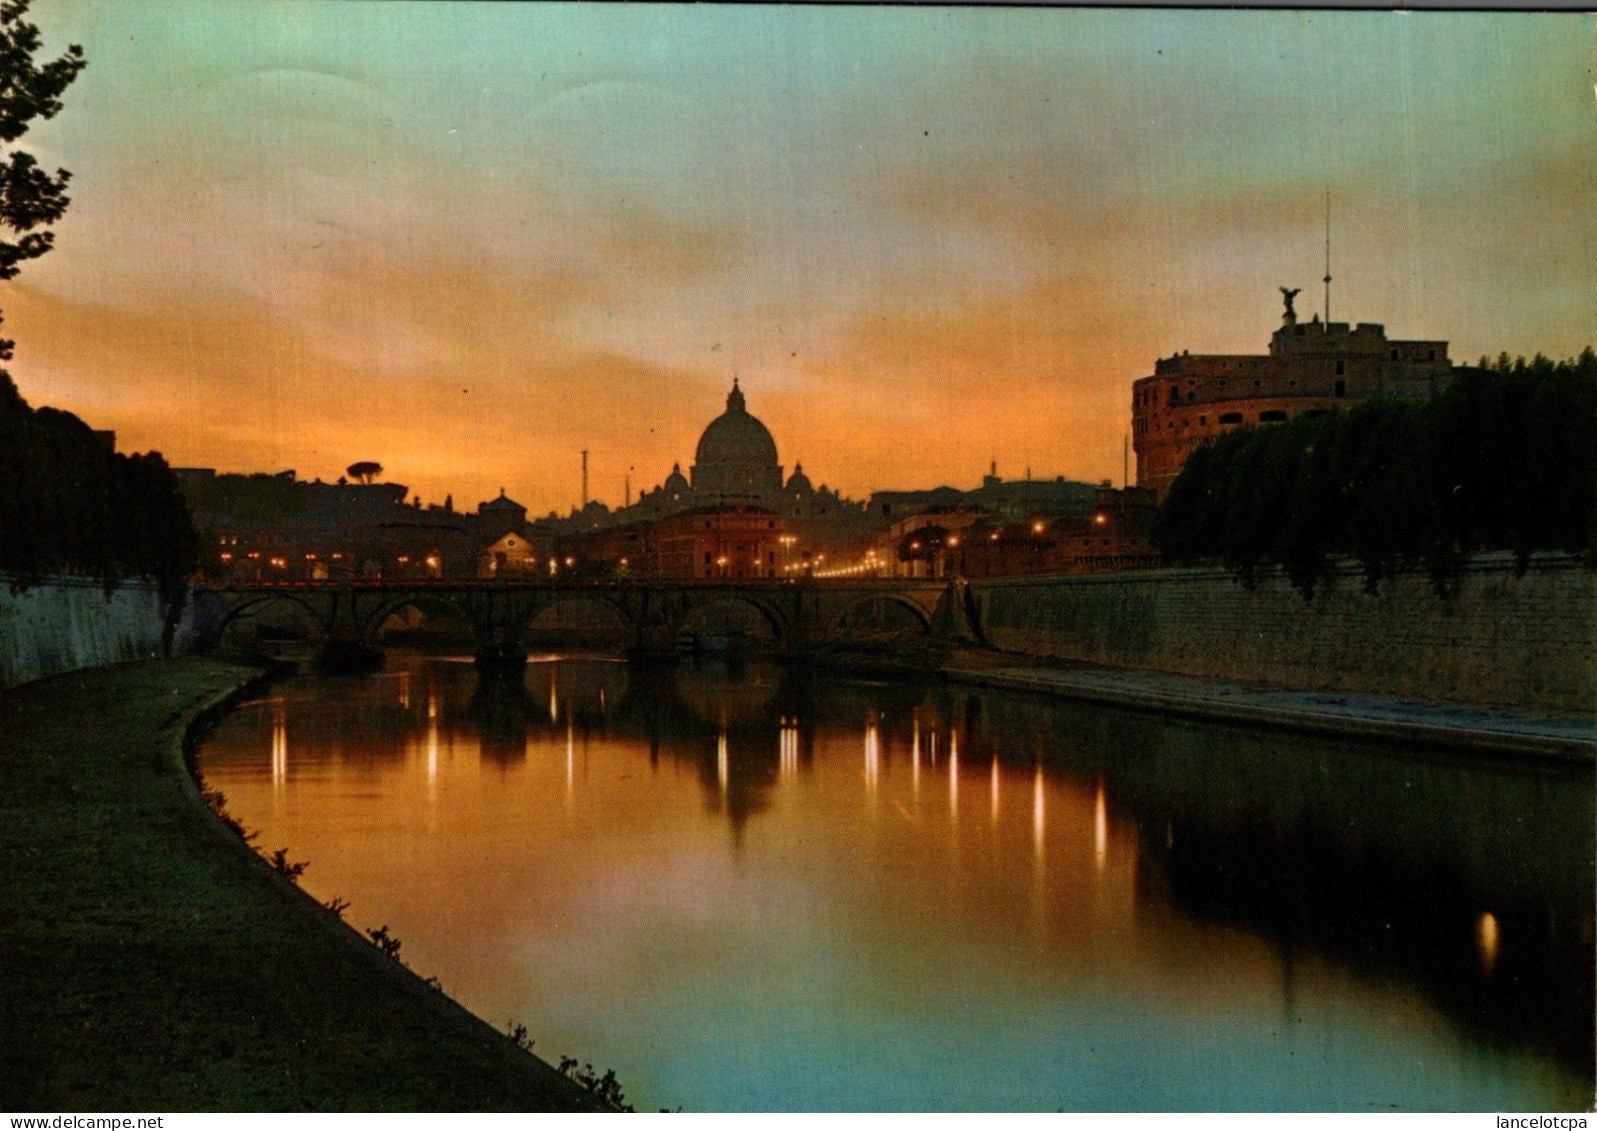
9,3,1594,514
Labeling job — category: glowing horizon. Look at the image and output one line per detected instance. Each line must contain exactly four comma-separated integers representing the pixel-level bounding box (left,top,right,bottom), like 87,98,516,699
8,4,1593,514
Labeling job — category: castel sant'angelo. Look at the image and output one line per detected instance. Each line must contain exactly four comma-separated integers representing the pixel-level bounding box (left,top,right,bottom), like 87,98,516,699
1131,289,1454,499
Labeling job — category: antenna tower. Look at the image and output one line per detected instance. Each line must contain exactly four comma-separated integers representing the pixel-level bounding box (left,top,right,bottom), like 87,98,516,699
1323,190,1332,325
581,449,589,509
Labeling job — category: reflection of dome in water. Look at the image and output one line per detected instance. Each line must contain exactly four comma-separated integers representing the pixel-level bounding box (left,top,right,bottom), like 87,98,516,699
672,661,779,725
692,379,782,499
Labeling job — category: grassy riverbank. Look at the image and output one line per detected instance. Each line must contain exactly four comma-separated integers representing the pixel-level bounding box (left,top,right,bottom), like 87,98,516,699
0,658,601,1111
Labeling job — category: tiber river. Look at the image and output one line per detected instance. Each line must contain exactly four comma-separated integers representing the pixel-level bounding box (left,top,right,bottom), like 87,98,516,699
196,652,1594,1112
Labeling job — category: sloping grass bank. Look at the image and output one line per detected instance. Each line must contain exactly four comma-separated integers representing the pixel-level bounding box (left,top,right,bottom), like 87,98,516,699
0,658,599,1111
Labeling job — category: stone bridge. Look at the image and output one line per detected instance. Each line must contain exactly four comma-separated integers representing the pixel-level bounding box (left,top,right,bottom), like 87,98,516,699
193,577,981,665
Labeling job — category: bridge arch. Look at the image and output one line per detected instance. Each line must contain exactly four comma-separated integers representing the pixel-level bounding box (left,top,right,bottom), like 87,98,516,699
205,592,330,651
516,591,639,647
825,592,935,637
672,591,792,644
361,593,483,649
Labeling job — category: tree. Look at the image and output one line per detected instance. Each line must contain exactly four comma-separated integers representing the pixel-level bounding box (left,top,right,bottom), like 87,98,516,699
0,0,86,364
0,13,196,612
1151,352,1597,598
346,461,383,484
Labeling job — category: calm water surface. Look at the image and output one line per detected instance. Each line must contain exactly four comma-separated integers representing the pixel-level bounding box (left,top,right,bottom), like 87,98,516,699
197,654,1594,1111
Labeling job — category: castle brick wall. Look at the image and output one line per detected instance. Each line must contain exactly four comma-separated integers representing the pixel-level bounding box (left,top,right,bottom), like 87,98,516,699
970,552,1595,713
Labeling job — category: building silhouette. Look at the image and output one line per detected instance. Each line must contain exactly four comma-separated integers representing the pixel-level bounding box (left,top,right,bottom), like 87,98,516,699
1132,293,1453,499
689,379,784,501
549,379,1118,578
547,380,872,565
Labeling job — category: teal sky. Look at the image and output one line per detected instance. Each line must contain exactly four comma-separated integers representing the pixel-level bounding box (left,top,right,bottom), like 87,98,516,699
10,3,1594,512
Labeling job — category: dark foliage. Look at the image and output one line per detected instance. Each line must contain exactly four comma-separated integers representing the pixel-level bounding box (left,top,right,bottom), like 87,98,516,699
0,7,197,603
194,776,259,846
0,0,85,359
0,385,200,604
557,1056,635,1111
266,847,308,884
506,1021,535,1051
365,924,403,961
181,472,307,524
1153,350,1597,598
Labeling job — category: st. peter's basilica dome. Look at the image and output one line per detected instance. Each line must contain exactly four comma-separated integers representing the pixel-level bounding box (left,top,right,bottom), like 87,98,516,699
691,379,783,500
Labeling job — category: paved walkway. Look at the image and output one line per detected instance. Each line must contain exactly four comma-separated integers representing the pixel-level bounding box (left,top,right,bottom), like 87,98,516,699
943,654,1596,762
0,659,601,1111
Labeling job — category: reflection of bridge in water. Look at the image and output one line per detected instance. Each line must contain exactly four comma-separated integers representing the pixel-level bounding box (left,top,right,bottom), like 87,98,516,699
224,653,1594,1085
195,577,979,664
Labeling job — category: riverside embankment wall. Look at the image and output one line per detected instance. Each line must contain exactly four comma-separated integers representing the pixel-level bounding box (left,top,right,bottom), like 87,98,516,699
970,552,1596,713
0,575,190,689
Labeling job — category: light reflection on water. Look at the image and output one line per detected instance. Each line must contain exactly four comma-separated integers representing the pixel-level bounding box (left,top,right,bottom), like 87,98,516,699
198,654,1594,1112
